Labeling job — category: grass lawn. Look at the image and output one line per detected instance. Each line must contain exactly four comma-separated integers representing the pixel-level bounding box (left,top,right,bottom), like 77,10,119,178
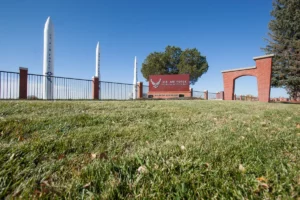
0,100,299,199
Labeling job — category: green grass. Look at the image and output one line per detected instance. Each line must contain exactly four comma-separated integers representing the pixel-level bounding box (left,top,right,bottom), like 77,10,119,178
0,100,299,199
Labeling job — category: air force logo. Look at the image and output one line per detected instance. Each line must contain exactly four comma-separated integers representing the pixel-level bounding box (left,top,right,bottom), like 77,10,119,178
150,78,161,88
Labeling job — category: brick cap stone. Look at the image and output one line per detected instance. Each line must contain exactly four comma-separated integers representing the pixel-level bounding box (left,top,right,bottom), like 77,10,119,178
221,66,256,73
19,67,28,70
92,76,98,78
253,54,274,60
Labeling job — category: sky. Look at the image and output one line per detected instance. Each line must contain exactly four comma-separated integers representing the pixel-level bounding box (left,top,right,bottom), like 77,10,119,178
0,0,288,97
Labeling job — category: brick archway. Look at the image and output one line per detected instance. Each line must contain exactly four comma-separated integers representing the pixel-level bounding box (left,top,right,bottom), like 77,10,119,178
222,54,274,102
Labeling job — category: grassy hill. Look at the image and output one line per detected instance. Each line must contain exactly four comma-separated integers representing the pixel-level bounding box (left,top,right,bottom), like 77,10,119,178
0,100,299,199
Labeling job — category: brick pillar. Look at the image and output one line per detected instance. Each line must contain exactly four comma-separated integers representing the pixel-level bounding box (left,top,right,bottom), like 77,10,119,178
204,90,208,100
220,91,224,100
239,95,242,100
137,82,143,99
19,67,28,99
222,72,235,100
255,55,273,102
216,91,223,100
92,76,99,100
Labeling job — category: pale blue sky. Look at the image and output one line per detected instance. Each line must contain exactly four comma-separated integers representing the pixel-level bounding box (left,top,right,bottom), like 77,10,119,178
0,0,288,97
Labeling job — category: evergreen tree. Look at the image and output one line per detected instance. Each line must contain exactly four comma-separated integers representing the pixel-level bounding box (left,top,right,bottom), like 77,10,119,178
264,0,300,100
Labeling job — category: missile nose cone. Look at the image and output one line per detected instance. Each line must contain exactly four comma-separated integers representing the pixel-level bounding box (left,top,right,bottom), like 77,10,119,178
96,42,100,51
45,16,53,29
46,16,51,23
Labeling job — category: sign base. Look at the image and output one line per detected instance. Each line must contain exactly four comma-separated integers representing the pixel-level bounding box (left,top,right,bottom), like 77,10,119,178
148,91,192,99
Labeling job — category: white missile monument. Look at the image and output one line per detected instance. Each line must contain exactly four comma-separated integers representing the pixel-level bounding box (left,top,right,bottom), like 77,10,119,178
43,17,54,100
132,56,137,99
95,42,101,99
95,42,100,78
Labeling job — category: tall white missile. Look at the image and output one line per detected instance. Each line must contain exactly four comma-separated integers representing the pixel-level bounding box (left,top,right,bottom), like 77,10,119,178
95,42,100,78
132,56,137,99
43,17,54,100
96,42,100,99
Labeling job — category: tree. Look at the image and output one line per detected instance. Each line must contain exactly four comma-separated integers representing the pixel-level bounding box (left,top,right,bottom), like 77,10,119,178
263,0,300,100
141,46,209,85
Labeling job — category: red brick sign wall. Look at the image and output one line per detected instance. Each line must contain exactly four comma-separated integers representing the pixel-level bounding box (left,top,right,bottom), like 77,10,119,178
149,74,190,92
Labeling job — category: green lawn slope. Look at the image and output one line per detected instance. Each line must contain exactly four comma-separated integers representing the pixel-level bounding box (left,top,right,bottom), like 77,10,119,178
0,100,299,199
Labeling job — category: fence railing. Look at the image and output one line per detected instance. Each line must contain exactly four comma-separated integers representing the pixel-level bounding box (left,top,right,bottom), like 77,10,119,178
192,91,220,100
27,74,92,100
99,81,135,100
208,92,217,100
143,85,149,98
0,69,228,101
0,71,20,99
235,95,259,101
193,90,204,99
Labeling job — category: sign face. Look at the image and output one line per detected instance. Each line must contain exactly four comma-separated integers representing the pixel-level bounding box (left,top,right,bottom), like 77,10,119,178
149,74,190,92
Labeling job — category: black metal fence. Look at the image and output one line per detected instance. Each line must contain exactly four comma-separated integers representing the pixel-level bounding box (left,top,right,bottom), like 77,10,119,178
236,95,258,101
193,90,205,99
27,74,92,100
0,70,225,101
0,71,20,99
99,81,135,100
208,92,217,100
143,85,149,98
192,91,219,100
